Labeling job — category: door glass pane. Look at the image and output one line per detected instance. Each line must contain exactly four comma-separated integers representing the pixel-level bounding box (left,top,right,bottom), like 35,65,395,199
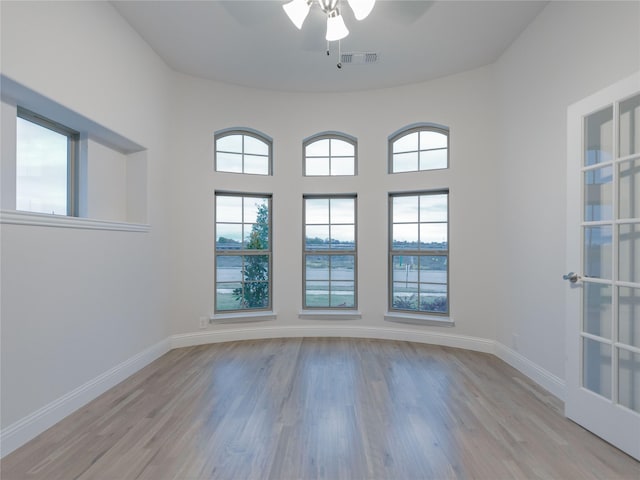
583,283,612,339
619,93,640,157
583,337,612,399
619,223,640,283
619,159,640,219
619,287,640,348
584,226,612,279
584,166,613,221
618,348,640,413
584,106,613,166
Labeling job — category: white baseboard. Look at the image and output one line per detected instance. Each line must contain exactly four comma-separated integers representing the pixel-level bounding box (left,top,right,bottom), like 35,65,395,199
170,324,495,354
0,338,170,458
494,342,566,401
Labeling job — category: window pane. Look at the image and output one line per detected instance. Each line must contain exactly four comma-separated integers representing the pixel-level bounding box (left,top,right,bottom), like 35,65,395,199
216,134,242,153
619,224,640,283
393,196,419,223
330,157,355,176
331,139,354,156
419,284,447,313
239,281,269,309
244,155,269,175
306,255,330,280
420,130,447,149
584,166,613,222
244,224,270,250
393,223,418,250
330,225,355,249
216,282,243,311
392,255,419,283
419,255,447,284
244,135,269,155
216,195,242,223
419,149,447,170
420,194,448,222
583,283,612,339
306,225,330,250
393,152,418,172
583,337,612,399
16,117,68,215
244,197,268,223
619,287,640,348
243,255,269,279
584,225,612,279
619,349,640,413
392,282,419,310
393,132,418,153
216,257,243,282
619,93,640,157
306,157,330,176
330,198,355,224
584,106,613,166
306,281,330,307
306,139,330,157
420,223,447,250
216,224,242,249
331,283,355,308
216,152,242,173
619,159,640,219
306,198,330,224
331,255,355,281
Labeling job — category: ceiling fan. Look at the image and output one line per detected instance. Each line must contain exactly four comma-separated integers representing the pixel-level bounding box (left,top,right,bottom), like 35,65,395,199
283,0,376,41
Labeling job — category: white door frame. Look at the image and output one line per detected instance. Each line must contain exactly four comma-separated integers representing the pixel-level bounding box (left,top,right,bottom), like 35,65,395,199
566,71,640,460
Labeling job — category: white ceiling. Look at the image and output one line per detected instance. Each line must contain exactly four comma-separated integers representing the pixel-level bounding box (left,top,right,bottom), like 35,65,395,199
113,0,548,93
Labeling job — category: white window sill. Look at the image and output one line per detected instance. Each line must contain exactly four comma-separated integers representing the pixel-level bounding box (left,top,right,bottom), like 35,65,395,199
298,310,362,320
0,210,149,232
210,311,277,324
384,312,454,327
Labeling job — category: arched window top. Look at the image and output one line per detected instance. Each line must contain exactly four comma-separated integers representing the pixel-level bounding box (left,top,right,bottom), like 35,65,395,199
215,127,272,176
303,131,357,176
388,123,449,173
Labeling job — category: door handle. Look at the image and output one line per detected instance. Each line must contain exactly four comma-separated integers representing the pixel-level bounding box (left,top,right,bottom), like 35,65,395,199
563,272,580,283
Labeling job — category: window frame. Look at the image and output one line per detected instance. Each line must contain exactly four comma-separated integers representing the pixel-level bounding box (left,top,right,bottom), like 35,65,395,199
16,106,80,216
303,193,358,310
303,131,358,177
388,189,450,316
214,191,273,314
388,123,449,174
214,128,273,176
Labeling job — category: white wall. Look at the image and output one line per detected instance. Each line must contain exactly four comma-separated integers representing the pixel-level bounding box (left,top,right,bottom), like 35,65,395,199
494,1,640,379
168,66,499,340
0,0,172,430
84,139,128,222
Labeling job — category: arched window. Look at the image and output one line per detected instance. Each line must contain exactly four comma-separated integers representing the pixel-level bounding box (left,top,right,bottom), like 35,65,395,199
215,128,272,175
389,123,449,173
304,132,357,176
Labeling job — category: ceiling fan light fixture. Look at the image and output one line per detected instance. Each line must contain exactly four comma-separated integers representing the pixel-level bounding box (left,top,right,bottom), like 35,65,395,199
347,0,375,20
283,0,312,29
326,9,349,41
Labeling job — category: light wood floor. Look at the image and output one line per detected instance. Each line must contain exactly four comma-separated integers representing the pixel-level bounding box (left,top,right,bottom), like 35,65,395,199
2,338,639,480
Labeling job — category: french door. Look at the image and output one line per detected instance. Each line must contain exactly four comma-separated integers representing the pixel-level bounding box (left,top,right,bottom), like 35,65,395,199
566,72,640,460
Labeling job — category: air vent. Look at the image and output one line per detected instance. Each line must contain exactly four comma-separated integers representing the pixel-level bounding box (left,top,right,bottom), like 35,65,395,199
340,52,379,65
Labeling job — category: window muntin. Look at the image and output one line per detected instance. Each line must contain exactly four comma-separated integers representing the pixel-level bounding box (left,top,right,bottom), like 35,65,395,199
215,193,272,312
215,130,272,175
389,124,449,173
389,191,449,315
304,133,357,176
16,108,78,216
303,195,357,309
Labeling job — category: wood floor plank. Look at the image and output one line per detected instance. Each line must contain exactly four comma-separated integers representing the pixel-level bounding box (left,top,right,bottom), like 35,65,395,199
2,338,639,480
